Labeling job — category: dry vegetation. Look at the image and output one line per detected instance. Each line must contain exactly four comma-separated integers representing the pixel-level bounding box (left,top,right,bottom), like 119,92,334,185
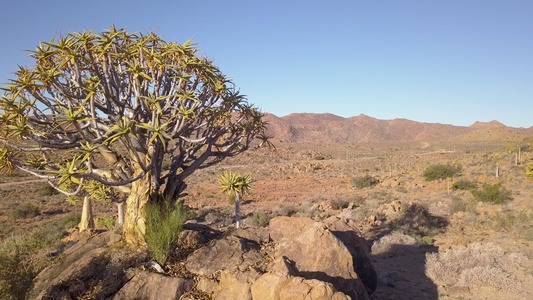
1,140,533,299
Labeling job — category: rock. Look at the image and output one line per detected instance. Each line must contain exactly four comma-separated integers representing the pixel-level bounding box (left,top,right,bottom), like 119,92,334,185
32,231,145,299
212,268,261,300
323,216,378,295
232,227,270,244
177,230,208,248
269,216,370,300
185,235,263,276
113,271,193,300
251,273,351,300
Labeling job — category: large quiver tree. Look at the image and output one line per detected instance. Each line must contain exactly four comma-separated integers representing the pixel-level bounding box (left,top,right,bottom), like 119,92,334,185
0,26,267,246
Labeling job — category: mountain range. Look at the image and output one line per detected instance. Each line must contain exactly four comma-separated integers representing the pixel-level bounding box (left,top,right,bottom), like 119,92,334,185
263,113,533,143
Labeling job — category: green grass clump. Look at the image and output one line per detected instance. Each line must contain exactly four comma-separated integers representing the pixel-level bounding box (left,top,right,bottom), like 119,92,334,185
145,200,189,265
352,175,379,189
525,162,533,178
471,183,512,204
423,164,462,181
96,216,116,230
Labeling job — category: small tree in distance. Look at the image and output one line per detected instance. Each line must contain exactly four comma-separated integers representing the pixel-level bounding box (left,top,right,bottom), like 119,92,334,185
218,171,253,229
0,26,268,246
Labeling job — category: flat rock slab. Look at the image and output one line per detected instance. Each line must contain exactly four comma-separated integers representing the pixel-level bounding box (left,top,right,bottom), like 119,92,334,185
113,271,194,300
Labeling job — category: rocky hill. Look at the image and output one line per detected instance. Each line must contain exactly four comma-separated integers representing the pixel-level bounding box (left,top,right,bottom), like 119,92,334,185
264,113,533,143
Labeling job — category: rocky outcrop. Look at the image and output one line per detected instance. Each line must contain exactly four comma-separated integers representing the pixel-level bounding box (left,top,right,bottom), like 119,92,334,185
31,216,376,300
269,217,371,300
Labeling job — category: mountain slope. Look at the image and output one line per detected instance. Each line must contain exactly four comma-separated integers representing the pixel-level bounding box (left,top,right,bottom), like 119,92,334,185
263,113,533,143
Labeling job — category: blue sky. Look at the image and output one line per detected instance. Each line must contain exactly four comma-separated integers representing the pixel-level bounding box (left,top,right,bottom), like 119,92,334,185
1,0,532,127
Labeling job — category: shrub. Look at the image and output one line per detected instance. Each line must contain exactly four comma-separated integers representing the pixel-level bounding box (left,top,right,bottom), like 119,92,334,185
452,179,477,191
10,203,39,219
145,200,189,265
526,162,533,178
352,175,379,189
471,183,512,204
449,197,475,214
425,243,524,292
251,211,271,227
423,164,461,181
330,198,349,210
277,205,297,217
0,218,69,299
391,203,447,244
371,231,416,256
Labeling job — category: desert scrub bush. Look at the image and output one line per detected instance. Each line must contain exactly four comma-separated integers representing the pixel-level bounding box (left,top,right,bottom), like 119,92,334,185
449,196,476,214
391,203,447,245
276,205,297,217
525,162,533,178
330,197,350,210
251,211,272,227
145,200,189,265
39,184,59,196
425,243,525,292
0,219,69,299
423,163,461,181
10,203,39,219
352,175,379,189
371,231,417,257
471,182,512,204
452,179,477,191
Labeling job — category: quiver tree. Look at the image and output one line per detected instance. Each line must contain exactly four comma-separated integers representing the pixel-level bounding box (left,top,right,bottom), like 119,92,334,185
218,171,253,229
0,26,268,246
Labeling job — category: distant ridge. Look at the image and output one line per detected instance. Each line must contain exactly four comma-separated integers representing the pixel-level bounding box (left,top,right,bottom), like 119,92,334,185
263,113,533,143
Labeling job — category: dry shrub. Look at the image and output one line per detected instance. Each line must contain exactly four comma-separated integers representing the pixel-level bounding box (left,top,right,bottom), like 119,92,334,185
425,243,525,292
371,231,417,256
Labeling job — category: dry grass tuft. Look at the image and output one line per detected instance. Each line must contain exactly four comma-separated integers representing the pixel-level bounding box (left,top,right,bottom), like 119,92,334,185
425,242,526,292
371,231,417,256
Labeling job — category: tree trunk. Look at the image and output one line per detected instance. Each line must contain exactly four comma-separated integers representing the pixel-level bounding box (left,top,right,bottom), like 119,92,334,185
79,196,95,232
495,163,499,178
123,175,152,247
235,191,241,229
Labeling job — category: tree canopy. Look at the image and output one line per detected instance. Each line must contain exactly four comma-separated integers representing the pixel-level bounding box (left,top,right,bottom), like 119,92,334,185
0,26,268,243
0,26,266,198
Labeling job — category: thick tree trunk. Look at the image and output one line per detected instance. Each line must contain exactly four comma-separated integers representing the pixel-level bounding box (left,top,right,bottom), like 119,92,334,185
123,175,152,247
79,196,95,232
235,192,241,229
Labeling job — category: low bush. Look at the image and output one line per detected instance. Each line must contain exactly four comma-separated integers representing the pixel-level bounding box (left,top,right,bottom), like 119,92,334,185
452,179,477,191
330,198,349,210
391,203,447,244
0,216,72,299
425,243,524,292
352,175,379,189
471,183,512,204
145,200,189,265
371,231,416,256
10,203,39,219
525,162,533,178
449,197,476,214
276,205,297,217
423,164,462,181
251,211,271,227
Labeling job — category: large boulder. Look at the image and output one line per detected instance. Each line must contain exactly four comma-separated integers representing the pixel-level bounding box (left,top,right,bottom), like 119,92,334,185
269,216,370,300
113,271,194,300
212,268,262,300
323,216,378,294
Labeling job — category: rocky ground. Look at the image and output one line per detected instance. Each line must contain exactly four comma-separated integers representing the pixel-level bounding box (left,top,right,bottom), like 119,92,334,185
1,140,533,299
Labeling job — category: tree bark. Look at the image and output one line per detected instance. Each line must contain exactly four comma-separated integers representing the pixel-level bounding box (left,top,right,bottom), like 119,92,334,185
123,174,152,247
79,196,95,232
235,191,241,229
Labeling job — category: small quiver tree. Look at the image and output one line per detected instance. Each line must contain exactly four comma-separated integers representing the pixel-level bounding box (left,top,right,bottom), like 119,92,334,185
218,171,253,229
0,26,268,246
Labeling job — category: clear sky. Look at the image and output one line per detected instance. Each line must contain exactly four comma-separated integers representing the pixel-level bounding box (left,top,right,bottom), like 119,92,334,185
1,0,531,128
